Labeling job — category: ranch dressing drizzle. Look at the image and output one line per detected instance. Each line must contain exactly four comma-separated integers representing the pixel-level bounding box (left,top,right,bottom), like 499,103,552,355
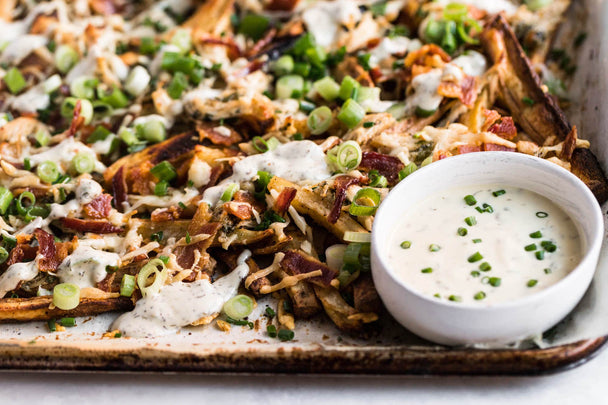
112,250,252,338
0,260,39,297
387,186,582,304
202,140,332,206
56,245,120,288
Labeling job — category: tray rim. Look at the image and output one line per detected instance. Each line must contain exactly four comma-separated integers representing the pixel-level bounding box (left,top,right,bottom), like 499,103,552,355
0,335,604,376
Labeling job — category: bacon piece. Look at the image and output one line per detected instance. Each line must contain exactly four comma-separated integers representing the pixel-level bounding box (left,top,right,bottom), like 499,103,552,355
246,28,276,58
199,37,241,60
481,109,502,132
280,250,337,287
436,151,452,160
67,100,84,137
224,202,253,220
175,222,221,269
359,151,405,185
488,116,517,140
233,190,265,213
275,187,297,216
457,145,482,154
560,126,578,161
328,176,360,224
483,143,516,152
6,243,37,267
112,166,127,213
460,76,477,107
61,218,123,234
151,206,184,222
197,123,242,146
266,0,300,11
83,194,112,219
34,229,66,272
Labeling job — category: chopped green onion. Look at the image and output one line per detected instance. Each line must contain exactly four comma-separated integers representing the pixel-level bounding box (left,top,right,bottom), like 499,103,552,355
307,106,333,135
78,99,94,125
4,67,26,94
421,267,433,273
368,170,387,187
225,316,254,328
456,21,479,45
265,306,276,318
464,195,477,206
276,75,304,99
398,162,418,180
223,294,254,319
118,127,138,145
70,76,97,99
267,324,278,337
339,76,360,100
34,129,51,147
527,279,538,287
349,187,381,216
53,283,80,310
313,77,340,101
120,274,136,297
441,20,458,54
273,55,295,76
474,291,486,300
220,183,240,202
154,180,168,196
170,28,192,53
343,243,362,266
536,211,548,218
535,250,545,260
136,259,167,297
464,216,477,226
0,187,13,215
55,45,79,73
59,317,76,327
0,247,8,264
16,191,35,216
488,277,501,287
238,14,269,40
541,241,557,252
492,189,506,197
479,262,492,272
429,244,441,252
544,268,552,274
331,140,362,173
400,241,411,249
139,37,158,55
338,99,365,128
524,243,537,251
448,295,462,302
278,329,295,341
137,119,166,143
150,161,177,182
48,319,56,332
421,156,433,167
36,161,60,183
356,87,381,112
443,3,468,20
472,238,482,244
415,106,437,118
252,136,270,153
529,231,542,238
481,203,493,213
73,152,95,174
167,71,188,99
525,0,552,12
343,231,371,243
475,207,484,213
125,65,151,96
470,270,480,277
457,227,468,236
43,74,62,94
468,252,483,263
23,158,31,171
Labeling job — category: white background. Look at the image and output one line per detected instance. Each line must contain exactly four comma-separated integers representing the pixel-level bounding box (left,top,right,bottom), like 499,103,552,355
0,344,605,404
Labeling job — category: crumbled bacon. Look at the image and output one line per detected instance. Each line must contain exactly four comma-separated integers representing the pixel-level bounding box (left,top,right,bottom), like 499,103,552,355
61,218,123,234
112,166,127,213
34,228,67,272
199,37,241,60
83,194,113,219
483,143,516,152
175,222,221,269
67,99,84,137
151,206,184,222
197,123,242,146
488,116,517,140
246,28,277,58
266,0,300,11
224,201,253,220
457,145,482,154
280,250,337,287
481,109,502,132
359,151,405,185
460,76,477,107
6,243,36,267
328,176,360,224
275,187,297,216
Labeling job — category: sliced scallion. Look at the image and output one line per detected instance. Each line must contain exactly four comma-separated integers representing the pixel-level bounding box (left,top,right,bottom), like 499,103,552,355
120,274,136,297
53,283,81,310
349,187,380,216
529,230,543,238
307,106,333,135
36,161,60,183
73,152,95,174
400,241,411,249
524,243,537,251
527,279,538,287
421,267,433,273
337,98,365,128
464,216,477,226
468,252,483,263
492,189,506,197
474,291,486,300
457,227,467,236
223,294,254,319
464,195,477,206
220,183,240,202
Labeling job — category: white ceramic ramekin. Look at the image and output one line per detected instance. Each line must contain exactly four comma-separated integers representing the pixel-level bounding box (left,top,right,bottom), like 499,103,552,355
371,152,604,346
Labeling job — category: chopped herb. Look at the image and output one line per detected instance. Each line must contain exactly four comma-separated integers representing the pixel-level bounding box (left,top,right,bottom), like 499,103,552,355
421,267,433,273
254,210,286,230
448,295,462,302
472,239,482,244
541,241,557,252
363,121,375,128
535,250,545,260
265,307,276,318
185,231,191,244
457,227,468,236
488,277,501,287
464,216,477,226
151,231,163,242
522,96,535,106
267,324,277,338
370,2,387,16
574,32,587,48
536,211,548,218
178,202,187,210
225,316,254,329
357,53,372,71
492,189,506,197
114,332,122,338
544,268,552,274
278,329,295,341
470,270,480,277
524,243,537,251
158,255,170,264
464,195,477,206
474,291,486,300
529,231,543,238
59,317,76,327
400,241,411,249
527,279,538,287
468,252,483,263
48,319,56,332
428,244,441,252
479,262,491,272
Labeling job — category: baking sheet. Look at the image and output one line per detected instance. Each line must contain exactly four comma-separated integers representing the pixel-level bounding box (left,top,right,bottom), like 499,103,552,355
0,0,607,369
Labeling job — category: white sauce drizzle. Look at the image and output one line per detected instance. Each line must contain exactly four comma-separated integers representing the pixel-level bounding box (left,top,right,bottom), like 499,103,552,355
301,0,362,47
202,140,332,206
56,245,120,288
112,250,252,338
435,0,518,15
29,137,106,173
0,260,38,297
387,185,582,305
